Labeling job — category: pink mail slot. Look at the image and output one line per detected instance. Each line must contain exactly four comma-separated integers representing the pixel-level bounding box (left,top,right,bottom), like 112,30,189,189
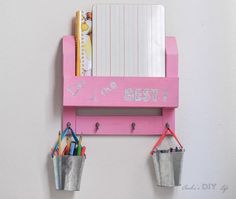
62,36,179,135
63,76,178,108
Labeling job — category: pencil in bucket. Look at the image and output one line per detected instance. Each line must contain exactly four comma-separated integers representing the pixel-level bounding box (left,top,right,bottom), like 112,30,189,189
51,123,86,191
150,124,185,187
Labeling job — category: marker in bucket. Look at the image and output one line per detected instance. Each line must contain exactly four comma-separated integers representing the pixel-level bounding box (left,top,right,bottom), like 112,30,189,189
77,136,82,156
69,141,76,155
81,146,86,156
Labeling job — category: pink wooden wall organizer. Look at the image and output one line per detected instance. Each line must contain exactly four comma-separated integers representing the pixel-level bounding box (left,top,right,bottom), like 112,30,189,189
62,36,179,135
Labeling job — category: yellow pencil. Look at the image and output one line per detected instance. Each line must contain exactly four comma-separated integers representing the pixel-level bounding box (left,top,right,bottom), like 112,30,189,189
75,11,81,76
58,131,62,156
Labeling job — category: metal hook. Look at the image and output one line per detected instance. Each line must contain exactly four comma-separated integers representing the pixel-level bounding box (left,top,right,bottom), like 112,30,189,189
165,123,170,129
67,122,71,128
95,122,100,131
131,122,136,131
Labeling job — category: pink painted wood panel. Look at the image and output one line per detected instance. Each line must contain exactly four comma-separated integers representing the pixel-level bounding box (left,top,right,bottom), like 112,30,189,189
62,35,178,135
162,108,175,132
62,107,76,131
63,76,178,108
166,37,178,77
75,116,162,135
62,36,75,78
73,108,175,135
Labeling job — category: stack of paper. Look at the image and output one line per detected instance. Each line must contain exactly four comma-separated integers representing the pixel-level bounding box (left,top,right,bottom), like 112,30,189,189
92,4,165,77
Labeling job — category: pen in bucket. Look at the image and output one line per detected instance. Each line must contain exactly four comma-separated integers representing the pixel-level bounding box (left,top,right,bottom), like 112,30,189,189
70,141,76,155
73,146,78,156
81,146,86,156
77,136,82,156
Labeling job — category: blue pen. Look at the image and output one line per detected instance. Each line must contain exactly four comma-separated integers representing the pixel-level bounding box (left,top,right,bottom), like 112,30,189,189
69,141,76,156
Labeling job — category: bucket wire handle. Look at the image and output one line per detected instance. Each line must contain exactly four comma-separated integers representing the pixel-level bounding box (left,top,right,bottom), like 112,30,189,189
150,129,168,155
150,123,183,155
168,127,183,149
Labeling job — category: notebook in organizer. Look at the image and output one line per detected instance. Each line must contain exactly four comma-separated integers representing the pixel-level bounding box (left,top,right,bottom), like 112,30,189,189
92,4,165,77
76,11,92,76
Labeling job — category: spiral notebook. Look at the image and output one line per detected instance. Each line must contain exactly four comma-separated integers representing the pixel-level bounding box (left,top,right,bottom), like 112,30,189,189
92,4,165,77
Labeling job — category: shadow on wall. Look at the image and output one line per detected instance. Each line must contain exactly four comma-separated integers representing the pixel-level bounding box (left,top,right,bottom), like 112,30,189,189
46,40,74,199
147,156,175,199
52,41,63,122
46,154,75,199
52,18,75,121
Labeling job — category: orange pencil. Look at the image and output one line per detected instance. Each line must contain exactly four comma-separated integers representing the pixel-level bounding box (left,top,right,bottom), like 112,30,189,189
62,136,71,155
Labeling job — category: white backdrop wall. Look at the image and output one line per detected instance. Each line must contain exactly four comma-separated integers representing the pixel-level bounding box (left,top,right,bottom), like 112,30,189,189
0,0,235,199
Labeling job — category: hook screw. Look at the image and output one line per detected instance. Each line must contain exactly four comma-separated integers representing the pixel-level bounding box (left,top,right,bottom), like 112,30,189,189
166,123,170,129
131,122,136,131
67,122,71,128
95,122,100,131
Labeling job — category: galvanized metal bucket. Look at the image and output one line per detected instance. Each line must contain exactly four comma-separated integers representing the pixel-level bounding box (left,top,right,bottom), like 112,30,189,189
52,155,85,191
150,124,184,187
152,149,184,187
